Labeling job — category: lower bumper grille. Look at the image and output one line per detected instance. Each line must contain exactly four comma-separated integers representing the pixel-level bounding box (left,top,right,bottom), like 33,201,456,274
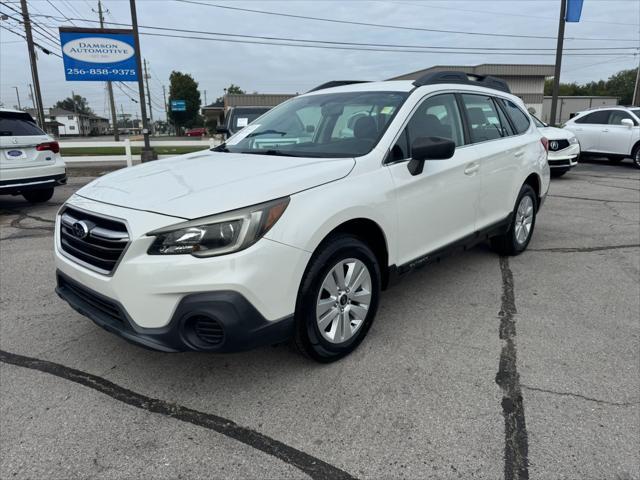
57,274,125,325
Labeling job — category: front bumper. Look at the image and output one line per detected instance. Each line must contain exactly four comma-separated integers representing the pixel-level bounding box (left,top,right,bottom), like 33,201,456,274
54,195,311,352
548,143,580,169
56,271,294,352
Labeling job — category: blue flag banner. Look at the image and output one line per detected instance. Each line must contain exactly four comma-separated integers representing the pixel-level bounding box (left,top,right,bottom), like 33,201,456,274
565,0,584,22
59,28,138,82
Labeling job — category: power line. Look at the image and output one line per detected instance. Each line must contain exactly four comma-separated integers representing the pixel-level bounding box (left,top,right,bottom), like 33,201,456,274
137,31,639,57
173,0,640,43
0,24,62,58
46,0,77,26
32,15,640,53
2,4,61,45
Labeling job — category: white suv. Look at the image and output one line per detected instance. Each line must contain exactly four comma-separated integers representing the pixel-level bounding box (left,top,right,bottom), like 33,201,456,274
1,109,67,202
54,72,550,362
564,106,640,168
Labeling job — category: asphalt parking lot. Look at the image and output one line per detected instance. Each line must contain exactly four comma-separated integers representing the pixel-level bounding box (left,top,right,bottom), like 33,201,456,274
1,160,638,480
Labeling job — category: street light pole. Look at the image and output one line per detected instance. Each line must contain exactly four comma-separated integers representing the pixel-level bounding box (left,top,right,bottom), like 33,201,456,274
13,87,21,110
20,0,45,127
128,0,156,161
549,0,567,126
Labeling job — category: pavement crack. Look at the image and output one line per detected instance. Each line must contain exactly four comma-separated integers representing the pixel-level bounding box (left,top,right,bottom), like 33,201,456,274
520,385,639,407
0,349,357,480
528,244,640,253
495,257,529,480
7,212,55,232
547,194,639,204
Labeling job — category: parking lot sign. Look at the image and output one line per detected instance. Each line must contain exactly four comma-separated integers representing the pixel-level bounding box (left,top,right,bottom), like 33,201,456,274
171,100,187,111
59,27,138,82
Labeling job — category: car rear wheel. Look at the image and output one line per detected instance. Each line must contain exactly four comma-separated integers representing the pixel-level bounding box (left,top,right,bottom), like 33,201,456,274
490,184,537,256
22,187,54,203
294,234,380,362
633,146,640,169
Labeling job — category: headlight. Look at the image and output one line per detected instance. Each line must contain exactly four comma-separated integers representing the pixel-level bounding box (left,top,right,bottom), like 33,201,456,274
569,136,578,145
147,197,289,257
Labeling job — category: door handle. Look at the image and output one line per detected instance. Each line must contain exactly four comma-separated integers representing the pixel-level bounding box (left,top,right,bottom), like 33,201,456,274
514,150,525,158
602,129,609,132
464,163,480,175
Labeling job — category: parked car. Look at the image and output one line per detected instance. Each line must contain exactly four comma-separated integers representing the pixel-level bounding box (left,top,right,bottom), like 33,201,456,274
563,106,640,168
54,72,549,362
217,106,271,138
185,127,207,137
532,115,580,177
0,109,66,203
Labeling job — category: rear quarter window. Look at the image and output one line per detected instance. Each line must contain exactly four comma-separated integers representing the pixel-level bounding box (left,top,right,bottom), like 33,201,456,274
500,99,531,134
0,112,46,136
574,110,610,125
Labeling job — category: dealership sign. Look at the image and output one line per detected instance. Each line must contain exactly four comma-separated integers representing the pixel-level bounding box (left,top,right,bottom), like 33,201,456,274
59,27,138,81
170,100,187,111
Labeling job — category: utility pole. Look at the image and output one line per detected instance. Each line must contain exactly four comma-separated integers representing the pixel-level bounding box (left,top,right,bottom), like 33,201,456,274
549,0,567,126
13,87,21,110
162,84,170,135
204,90,207,105
95,0,119,141
143,59,154,135
20,0,45,127
129,0,156,160
29,84,35,109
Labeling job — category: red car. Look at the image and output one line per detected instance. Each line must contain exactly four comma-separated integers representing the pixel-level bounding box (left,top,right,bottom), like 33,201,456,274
185,127,207,137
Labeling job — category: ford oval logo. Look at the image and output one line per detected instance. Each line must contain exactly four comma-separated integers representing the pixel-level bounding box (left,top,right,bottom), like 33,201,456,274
6,150,22,157
62,37,134,64
72,221,90,239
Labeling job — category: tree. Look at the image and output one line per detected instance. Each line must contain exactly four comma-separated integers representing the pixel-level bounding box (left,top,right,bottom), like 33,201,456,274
214,84,245,104
54,94,93,115
168,71,202,130
544,68,636,104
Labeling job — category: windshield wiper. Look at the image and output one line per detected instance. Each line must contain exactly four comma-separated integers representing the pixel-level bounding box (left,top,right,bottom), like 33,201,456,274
246,129,286,138
212,143,230,152
241,149,299,157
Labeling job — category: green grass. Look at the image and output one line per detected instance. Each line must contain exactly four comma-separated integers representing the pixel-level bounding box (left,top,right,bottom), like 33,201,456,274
61,146,209,157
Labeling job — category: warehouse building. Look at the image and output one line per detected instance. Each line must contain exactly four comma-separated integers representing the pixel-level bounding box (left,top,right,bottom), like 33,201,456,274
388,63,555,117
541,95,618,124
202,93,295,127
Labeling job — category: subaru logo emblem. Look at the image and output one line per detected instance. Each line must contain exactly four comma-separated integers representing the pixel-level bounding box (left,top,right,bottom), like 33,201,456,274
72,221,90,239
549,141,558,151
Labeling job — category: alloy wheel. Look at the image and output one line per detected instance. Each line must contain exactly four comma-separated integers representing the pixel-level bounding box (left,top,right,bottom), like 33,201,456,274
315,258,372,344
514,195,534,245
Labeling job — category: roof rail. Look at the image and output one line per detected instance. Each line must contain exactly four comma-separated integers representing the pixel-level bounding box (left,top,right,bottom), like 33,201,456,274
412,71,511,93
308,80,370,93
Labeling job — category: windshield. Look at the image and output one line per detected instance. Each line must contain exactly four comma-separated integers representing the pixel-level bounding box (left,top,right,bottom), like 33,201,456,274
222,91,409,158
228,108,271,133
531,114,546,128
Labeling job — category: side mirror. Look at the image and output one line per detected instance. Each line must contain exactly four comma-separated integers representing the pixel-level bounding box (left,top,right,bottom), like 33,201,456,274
620,118,634,128
407,137,456,175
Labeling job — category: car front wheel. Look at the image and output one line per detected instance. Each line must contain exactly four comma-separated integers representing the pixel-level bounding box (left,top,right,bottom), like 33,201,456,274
22,187,54,203
490,184,537,256
294,234,380,362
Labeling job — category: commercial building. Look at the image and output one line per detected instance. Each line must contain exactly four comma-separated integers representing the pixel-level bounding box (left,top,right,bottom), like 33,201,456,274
388,64,556,117
541,96,619,124
202,93,295,127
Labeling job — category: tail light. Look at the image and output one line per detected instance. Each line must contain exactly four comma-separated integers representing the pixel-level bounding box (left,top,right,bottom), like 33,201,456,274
36,141,60,154
540,137,549,152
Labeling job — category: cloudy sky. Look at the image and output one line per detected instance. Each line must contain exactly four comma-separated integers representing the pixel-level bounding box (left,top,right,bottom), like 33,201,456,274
1,0,638,120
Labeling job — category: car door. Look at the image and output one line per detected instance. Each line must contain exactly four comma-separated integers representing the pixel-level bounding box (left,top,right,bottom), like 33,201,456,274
600,110,637,155
386,93,480,265
567,110,610,152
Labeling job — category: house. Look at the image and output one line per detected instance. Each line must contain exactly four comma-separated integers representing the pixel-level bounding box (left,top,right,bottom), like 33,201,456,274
388,64,556,117
25,108,111,136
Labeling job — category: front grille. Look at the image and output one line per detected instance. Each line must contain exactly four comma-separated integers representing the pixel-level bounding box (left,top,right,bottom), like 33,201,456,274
193,316,225,346
59,206,129,274
548,139,570,151
58,274,125,325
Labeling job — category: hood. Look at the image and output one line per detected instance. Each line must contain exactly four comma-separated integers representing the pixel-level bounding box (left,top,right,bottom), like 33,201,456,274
76,151,355,219
538,126,575,141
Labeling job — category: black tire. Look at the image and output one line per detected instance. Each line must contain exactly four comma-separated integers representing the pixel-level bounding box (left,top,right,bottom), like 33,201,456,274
490,184,537,256
633,146,640,169
294,234,381,363
22,187,54,203
550,168,568,178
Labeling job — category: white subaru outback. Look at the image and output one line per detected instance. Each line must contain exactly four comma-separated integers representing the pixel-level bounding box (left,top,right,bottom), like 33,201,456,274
55,72,550,362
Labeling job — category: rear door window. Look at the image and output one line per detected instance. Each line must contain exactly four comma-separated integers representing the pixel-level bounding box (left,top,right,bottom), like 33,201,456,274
0,112,45,136
575,110,610,124
499,99,531,134
460,94,509,143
